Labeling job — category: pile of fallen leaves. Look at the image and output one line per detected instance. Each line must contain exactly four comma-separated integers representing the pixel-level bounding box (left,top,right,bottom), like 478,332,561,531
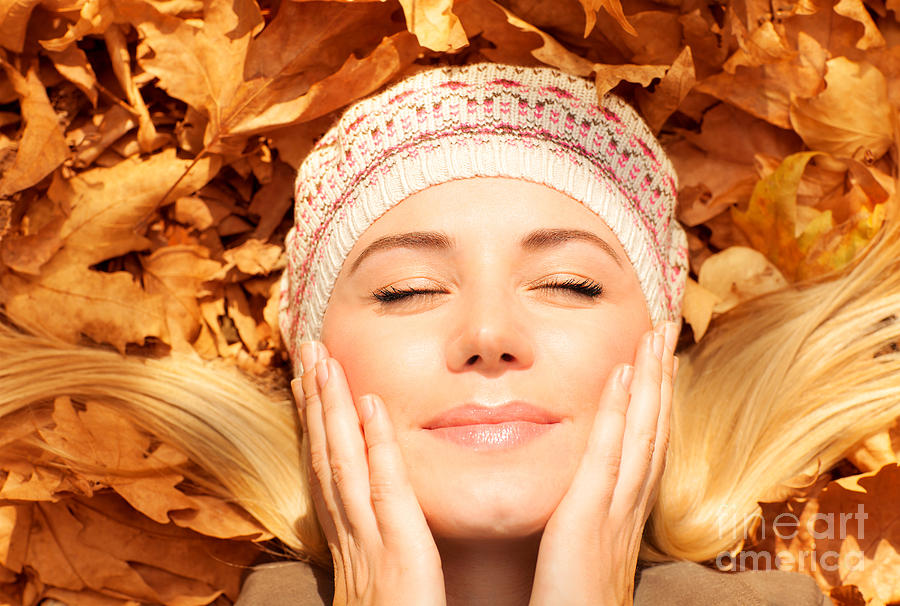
1,0,899,603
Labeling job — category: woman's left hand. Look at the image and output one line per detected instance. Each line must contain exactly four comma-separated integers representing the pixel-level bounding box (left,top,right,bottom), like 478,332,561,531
529,321,679,606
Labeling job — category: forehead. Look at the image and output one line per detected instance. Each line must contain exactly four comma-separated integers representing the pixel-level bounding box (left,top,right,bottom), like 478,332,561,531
348,176,627,254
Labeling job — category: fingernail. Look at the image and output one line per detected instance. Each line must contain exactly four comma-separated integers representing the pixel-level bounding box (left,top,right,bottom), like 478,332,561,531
299,341,316,373
315,358,329,390
619,364,634,390
673,356,680,377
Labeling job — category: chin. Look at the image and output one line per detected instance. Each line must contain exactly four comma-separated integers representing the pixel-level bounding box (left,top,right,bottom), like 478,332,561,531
416,471,566,541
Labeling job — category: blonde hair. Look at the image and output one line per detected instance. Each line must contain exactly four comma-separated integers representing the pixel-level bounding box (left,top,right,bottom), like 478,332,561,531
3,196,900,573
643,194,900,563
0,324,327,567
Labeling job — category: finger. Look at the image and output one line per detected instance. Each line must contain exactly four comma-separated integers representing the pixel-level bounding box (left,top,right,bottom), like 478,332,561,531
318,356,380,543
299,352,354,552
615,325,666,512
553,362,633,517
637,326,678,521
645,325,678,501
362,393,435,552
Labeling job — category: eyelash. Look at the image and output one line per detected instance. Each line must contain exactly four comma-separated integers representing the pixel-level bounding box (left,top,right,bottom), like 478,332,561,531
371,277,604,303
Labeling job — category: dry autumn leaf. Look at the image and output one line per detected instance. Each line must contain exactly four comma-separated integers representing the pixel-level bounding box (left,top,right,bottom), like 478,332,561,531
3,0,900,603
790,57,894,162
747,464,900,605
0,55,68,197
731,151,887,282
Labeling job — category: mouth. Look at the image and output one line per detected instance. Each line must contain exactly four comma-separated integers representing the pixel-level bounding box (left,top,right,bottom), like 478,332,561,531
422,401,561,452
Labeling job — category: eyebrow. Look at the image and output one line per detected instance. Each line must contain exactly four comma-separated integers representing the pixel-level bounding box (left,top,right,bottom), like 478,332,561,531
347,227,624,275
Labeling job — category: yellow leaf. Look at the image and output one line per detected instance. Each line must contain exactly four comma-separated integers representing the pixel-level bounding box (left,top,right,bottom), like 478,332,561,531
397,0,468,51
731,151,887,282
682,277,722,342
697,246,788,315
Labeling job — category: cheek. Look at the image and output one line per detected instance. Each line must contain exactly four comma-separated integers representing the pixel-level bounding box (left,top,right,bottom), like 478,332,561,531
322,310,436,418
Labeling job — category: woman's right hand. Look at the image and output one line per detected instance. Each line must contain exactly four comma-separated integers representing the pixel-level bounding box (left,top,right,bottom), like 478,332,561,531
295,341,447,606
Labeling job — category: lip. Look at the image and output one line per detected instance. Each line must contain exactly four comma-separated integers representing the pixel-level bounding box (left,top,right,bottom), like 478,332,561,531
422,401,562,429
422,402,562,452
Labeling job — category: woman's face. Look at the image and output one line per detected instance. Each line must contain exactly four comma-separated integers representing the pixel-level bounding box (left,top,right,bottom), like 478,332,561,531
321,176,651,541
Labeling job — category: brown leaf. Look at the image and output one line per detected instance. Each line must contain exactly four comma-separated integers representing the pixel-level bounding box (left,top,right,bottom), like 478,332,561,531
131,0,421,152
456,0,594,74
141,244,223,352
0,261,169,351
220,238,284,276
593,62,666,97
846,431,897,473
225,283,258,353
45,43,99,106
697,245,789,315
576,0,635,37
696,24,826,128
68,104,138,169
104,25,168,153
0,148,221,351
789,57,894,162
0,215,65,275
19,495,259,603
0,0,41,52
39,0,115,52
748,464,900,604
0,56,68,197
636,45,696,133
833,0,885,49
666,103,803,227
248,159,294,241
681,277,722,342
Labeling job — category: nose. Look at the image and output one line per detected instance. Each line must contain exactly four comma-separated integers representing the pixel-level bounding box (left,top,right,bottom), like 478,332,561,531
446,286,535,375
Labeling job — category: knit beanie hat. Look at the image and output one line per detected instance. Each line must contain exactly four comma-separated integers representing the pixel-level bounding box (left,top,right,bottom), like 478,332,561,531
279,61,689,374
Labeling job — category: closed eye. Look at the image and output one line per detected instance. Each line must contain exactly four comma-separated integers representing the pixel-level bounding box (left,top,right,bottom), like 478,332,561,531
371,277,603,304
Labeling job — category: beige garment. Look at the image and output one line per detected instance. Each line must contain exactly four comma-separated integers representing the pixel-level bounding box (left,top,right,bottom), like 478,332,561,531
235,559,834,605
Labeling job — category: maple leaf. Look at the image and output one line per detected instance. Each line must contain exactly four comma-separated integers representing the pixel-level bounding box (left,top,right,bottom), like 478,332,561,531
0,149,221,351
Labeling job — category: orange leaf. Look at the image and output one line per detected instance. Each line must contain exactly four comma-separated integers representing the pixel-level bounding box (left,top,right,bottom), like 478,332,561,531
790,57,893,162
576,0,636,38
0,56,68,197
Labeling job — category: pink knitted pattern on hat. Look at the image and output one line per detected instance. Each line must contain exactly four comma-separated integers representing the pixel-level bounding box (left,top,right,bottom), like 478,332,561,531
279,62,689,374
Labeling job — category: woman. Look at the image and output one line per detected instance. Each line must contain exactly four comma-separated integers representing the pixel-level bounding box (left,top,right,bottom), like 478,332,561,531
237,62,833,604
